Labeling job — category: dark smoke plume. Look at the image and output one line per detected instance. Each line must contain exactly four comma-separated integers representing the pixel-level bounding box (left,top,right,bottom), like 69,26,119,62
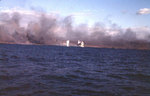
0,9,150,49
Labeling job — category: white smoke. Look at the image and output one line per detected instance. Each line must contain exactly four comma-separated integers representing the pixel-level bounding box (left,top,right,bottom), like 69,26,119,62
137,8,150,15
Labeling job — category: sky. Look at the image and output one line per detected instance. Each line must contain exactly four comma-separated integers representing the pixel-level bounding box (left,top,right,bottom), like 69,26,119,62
0,0,150,28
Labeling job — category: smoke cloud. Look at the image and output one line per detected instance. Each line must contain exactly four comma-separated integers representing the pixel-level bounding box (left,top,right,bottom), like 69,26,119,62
0,9,150,49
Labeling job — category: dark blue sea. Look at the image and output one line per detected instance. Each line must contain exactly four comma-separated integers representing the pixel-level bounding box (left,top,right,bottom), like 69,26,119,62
0,44,150,96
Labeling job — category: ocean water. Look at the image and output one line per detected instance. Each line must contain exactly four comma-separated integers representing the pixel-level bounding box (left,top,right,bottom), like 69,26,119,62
0,44,150,96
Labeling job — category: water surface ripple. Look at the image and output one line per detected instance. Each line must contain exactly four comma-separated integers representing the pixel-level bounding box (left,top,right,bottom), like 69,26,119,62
0,44,150,96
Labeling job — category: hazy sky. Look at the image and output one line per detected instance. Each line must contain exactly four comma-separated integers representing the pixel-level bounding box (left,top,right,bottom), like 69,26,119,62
0,0,150,28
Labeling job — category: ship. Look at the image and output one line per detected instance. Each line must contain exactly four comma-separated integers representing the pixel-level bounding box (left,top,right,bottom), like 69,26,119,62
66,40,70,47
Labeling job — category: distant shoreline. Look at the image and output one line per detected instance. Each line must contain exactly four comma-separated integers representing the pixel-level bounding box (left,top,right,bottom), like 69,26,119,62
0,42,149,51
